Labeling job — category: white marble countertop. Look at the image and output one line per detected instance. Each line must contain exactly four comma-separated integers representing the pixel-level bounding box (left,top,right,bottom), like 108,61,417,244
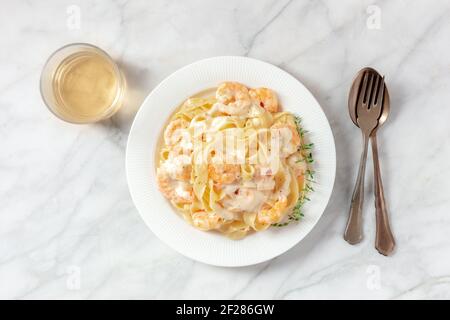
1,0,450,299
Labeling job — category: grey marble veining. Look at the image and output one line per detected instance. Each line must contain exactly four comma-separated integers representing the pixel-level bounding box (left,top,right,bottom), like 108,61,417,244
1,0,449,299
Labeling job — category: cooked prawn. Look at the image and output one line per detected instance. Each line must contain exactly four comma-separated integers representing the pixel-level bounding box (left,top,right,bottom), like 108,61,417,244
162,154,192,181
252,165,276,191
249,87,279,113
164,118,189,146
256,196,288,224
208,164,241,185
221,187,269,213
191,211,222,230
215,82,251,116
287,153,307,177
157,168,193,204
287,153,307,189
271,123,301,157
172,182,194,204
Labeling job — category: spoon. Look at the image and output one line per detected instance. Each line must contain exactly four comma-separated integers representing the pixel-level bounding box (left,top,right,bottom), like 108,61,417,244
347,67,395,255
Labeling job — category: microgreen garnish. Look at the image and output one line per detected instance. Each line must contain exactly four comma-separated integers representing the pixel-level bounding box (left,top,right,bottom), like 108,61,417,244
294,116,302,133
306,169,315,180
300,143,314,150
272,222,289,227
289,199,304,221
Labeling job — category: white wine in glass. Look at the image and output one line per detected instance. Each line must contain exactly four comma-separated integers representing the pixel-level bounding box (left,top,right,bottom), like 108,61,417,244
41,43,125,123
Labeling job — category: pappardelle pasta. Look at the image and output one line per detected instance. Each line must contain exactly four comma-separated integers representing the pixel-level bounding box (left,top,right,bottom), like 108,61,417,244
156,82,313,239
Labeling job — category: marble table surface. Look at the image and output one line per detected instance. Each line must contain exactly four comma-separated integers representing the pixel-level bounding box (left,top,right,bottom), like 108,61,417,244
1,0,450,299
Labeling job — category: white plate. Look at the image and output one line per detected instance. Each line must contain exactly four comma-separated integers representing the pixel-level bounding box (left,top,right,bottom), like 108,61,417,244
126,56,336,267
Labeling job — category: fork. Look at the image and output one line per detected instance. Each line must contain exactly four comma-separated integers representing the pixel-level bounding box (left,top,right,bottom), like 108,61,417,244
344,71,384,244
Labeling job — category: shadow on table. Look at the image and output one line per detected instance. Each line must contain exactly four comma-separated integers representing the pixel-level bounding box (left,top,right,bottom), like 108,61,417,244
100,60,152,133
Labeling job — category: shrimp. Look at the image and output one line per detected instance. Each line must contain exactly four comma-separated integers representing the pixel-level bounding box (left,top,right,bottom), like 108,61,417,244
208,164,241,185
164,118,190,146
168,162,192,181
249,87,279,113
256,196,288,224
191,211,222,230
162,154,192,181
271,123,301,157
253,165,276,191
157,168,193,204
287,153,307,177
215,82,251,116
221,187,268,213
172,182,194,204
156,168,173,199
287,153,307,189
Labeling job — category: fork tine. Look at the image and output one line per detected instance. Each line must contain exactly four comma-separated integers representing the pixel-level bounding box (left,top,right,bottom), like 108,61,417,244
358,71,369,105
376,76,385,106
365,72,375,105
370,74,380,107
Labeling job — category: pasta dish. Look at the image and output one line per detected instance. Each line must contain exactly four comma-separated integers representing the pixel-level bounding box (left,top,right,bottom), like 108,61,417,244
156,82,313,239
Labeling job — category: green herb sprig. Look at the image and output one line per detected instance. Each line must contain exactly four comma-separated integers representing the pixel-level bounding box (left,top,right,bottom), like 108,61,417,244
294,116,308,138
300,143,314,150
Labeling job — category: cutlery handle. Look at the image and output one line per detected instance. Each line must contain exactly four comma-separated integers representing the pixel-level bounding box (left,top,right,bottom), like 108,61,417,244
371,134,395,255
344,133,369,244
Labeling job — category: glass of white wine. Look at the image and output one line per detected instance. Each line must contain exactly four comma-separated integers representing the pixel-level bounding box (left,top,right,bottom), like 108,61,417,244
40,43,126,123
